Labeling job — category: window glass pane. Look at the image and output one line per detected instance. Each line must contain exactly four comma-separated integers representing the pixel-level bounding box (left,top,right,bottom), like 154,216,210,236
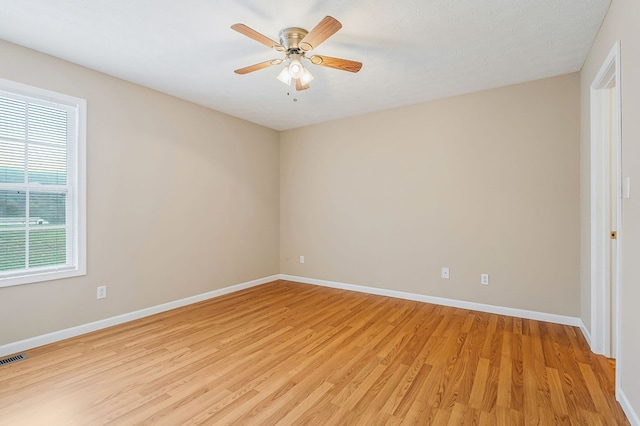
27,103,67,146
29,228,66,268
0,230,26,272
0,140,25,183
29,192,66,226
28,144,67,185
0,96,27,141
0,190,28,271
0,190,26,225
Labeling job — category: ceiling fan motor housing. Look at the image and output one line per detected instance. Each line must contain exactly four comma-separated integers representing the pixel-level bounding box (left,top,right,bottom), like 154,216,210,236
279,27,309,52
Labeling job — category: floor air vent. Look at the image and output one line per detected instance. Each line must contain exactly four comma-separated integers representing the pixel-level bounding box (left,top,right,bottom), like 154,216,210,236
0,353,27,366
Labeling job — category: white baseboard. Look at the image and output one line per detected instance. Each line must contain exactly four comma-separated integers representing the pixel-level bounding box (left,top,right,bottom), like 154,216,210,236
619,388,640,426
279,274,583,327
0,275,279,358
579,320,592,347
0,273,590,359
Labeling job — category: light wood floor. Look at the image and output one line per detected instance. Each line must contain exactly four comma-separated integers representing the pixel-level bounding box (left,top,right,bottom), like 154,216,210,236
0,280,629,425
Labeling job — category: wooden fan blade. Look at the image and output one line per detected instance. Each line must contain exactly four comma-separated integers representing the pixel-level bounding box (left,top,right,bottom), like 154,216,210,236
234,59,282,75
299,16,342,52
308,55,362,73
231,23,285,51
295,79,310,91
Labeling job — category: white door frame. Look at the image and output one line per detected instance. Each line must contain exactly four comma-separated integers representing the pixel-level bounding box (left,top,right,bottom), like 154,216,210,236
590,40,621,367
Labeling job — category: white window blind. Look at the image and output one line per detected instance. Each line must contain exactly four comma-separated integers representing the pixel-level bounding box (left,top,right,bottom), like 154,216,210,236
0,79,86,287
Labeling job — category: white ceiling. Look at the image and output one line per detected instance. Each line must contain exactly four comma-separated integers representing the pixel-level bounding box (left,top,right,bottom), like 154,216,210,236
0,0,610,131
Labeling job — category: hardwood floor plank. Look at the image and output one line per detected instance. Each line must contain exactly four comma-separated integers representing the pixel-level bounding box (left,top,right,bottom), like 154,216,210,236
382,336,439,415
423,334,467,408
361,363,409,417
510,333,525,411
0,280,629,425
496,331,512,408
547,366,570,416
468,357,490,409
269,381,333,425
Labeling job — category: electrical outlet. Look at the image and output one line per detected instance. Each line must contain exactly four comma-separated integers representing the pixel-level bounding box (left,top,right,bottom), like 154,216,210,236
97,285,107,299
441,267,450,279
299,256,305,264
481,274,489,285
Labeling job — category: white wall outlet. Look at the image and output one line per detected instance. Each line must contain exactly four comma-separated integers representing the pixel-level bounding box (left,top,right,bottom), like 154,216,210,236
481,274,489,285
299,256,305,264
441,267,450,279
97,285,107,299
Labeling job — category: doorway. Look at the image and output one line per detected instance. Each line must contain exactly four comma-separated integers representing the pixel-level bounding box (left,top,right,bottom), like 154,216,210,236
590,41,621,362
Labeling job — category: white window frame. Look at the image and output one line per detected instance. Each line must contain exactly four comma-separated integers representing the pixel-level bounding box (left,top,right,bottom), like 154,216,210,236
0,78,86,287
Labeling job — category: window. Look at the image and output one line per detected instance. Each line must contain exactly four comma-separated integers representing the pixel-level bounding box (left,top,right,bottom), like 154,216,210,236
0,78,86,287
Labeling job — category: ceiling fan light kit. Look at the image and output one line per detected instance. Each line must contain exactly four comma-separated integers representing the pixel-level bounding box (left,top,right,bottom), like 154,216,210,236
231,16,362,92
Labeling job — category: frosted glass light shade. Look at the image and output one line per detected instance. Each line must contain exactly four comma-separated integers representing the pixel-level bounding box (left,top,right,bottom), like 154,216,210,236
300,68,314,85
277,67,292,85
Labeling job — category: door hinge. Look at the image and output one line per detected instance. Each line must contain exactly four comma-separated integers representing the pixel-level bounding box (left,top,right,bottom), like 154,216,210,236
611,231,617,240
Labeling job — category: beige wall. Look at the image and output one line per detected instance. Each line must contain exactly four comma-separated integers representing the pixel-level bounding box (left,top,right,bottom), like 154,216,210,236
281,73,580,316
0,40,280,346
581,0,640,419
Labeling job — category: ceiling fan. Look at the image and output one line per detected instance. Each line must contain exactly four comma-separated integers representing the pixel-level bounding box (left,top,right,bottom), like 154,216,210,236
231,16,362,91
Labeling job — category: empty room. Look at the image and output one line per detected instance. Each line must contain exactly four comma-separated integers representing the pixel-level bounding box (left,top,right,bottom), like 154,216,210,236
0,0,638,424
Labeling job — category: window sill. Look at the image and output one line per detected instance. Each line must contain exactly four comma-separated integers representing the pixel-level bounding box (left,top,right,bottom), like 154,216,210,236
0,267,86,288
